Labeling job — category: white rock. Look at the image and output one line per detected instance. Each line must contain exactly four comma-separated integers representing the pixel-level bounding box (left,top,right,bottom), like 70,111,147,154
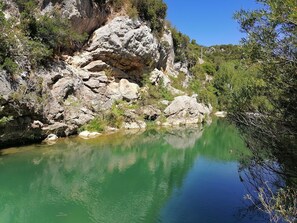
79,131,91,138
215,111,227,118
164,95,211,125
45,134,58,141
119,79,139,101
79,131,101,139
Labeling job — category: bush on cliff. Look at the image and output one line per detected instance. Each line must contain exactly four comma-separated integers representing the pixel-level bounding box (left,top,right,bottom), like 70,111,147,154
0,0,87,75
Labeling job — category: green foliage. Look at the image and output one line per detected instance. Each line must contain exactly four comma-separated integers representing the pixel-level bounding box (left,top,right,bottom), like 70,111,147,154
105,102,125,128
233,0,296,120
34,13,87,55
171,72,186,91
189,79,201,94
147,82,174,101
170,27,190,62
202,62,216,75
233,2,297,221
1,58,19,75
198,86,217,107
132,0,167,34
0,116,13,126
205,44,243,69
80,117,106,132
0,0,87,74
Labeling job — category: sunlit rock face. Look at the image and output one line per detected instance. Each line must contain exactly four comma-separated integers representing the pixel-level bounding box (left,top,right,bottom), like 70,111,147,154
40,0,109,34
164,95,212,126
72,16,160,83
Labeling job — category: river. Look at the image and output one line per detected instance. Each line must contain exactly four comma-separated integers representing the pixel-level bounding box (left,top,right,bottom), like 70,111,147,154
0,119,266,223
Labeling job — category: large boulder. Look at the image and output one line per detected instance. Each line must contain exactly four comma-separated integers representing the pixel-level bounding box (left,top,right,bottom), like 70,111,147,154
72,16,160,80
163,95,211,126
106,79,140,101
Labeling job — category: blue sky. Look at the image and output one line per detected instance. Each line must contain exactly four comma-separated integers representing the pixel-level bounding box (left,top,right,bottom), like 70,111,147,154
164,0,261,46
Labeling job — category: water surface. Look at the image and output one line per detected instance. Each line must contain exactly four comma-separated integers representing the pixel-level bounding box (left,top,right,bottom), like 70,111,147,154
0,120,263,223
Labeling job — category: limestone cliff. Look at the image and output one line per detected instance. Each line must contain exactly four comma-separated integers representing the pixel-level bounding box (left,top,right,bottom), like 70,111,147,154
0,0,211,148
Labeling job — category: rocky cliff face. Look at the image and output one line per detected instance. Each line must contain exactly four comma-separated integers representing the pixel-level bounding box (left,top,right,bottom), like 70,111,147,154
0,0,211,148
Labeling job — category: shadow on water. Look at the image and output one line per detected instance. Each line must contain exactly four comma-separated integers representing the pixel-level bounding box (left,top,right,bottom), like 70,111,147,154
232,114,297,223
0,119,256,223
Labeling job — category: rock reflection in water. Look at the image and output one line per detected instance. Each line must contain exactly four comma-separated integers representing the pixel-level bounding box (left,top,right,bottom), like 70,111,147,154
0,127,204,223
0,120,251,223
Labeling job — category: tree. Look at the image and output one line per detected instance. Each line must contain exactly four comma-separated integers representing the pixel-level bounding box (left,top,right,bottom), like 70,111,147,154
233,1,297,222
234,0,297,132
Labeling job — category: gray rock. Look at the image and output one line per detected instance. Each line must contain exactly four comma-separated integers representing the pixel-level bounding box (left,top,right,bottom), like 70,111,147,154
42,122,68,136
0,71,12,96
74,16,160,76
163,95,211,125
123,121,146,129
122,109,146,129
119,79,139,101
105,79,139,102
51,77,75,100
83,60,109,72
215,111,227,118
84,78,100,89
160,28,175,72
149,69,171,87
106,82,122,101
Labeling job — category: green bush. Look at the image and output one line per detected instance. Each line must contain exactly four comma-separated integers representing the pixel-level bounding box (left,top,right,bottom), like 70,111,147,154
80,117,106,132
170,27,190,62
132,0,167,34
1,58,19,75
171,72,186,91
35,13,87,55
202,62,216,75
147,82,173,101
0,116,13,126
105,102,125,128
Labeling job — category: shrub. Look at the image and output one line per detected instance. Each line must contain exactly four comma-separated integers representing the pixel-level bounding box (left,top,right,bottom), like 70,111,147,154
105,102,125,128
202,62,216,75
0,116,14,126
132,0,167,34
80,117,106,132
170,27,190,62
1,58,19,75
171,72,186,91
35,13,87,55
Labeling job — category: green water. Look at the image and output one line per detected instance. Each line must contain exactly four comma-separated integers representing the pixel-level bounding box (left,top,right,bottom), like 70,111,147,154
0,120,260,223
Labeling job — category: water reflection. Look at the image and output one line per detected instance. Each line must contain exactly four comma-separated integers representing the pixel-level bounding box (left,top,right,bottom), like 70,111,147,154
0,120,251,223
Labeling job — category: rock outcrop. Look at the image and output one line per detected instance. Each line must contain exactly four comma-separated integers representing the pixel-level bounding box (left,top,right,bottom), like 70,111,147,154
163,95,212,126
72,16,161,83
0,1,213,148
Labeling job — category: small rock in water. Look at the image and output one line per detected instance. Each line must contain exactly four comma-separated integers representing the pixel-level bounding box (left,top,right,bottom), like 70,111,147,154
45,134,58,141
79,131,101,139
